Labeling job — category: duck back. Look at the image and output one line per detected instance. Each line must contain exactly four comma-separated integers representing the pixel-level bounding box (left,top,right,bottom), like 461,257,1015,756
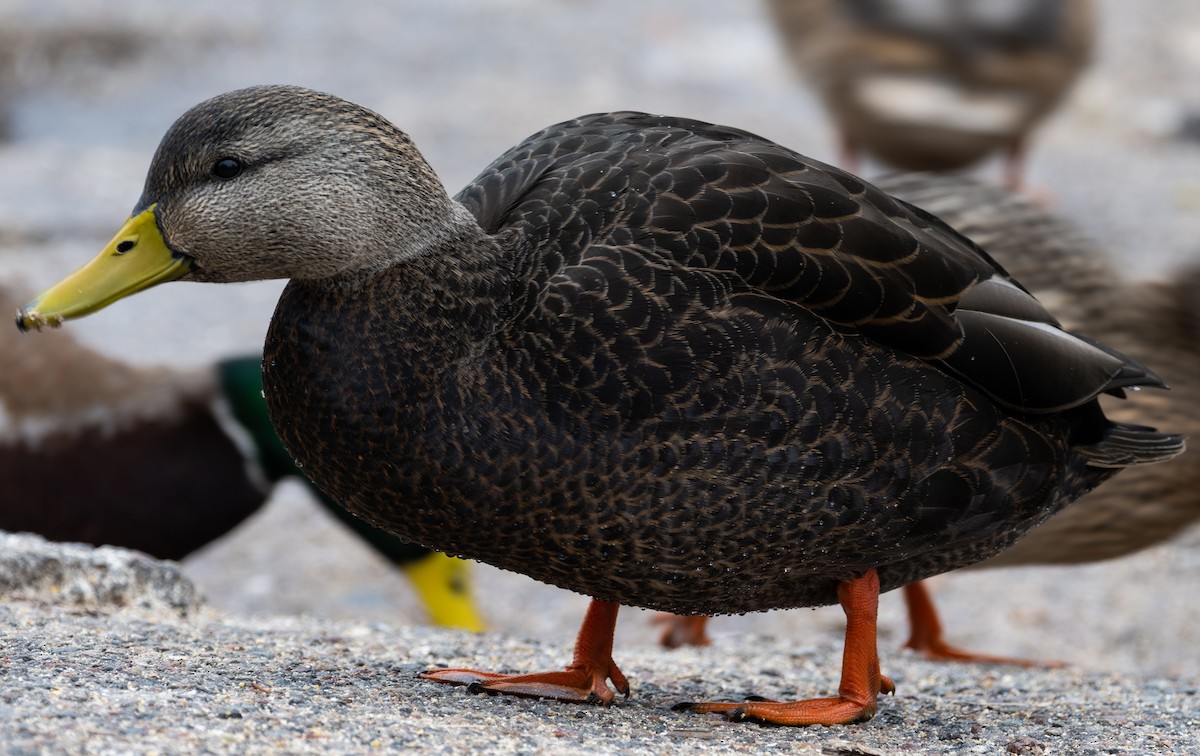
263,114,1180,614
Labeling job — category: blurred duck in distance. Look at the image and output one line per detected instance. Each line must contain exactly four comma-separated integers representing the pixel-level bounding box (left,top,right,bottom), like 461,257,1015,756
764,0,1095,188
0,281,483,632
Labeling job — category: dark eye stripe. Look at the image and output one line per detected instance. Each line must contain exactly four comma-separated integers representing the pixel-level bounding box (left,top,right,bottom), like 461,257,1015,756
212,158,242,180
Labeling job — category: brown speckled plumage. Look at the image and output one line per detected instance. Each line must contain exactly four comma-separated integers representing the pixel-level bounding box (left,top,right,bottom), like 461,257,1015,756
881,173,1200,566
767,0,1093,178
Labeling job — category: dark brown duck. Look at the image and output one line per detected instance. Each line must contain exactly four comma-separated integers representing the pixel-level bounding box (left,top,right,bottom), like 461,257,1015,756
16,86,1182,726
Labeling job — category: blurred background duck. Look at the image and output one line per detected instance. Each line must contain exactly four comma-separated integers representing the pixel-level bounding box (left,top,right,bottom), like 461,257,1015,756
765,0,1095,188
0,280,482,632
659,173,1199,663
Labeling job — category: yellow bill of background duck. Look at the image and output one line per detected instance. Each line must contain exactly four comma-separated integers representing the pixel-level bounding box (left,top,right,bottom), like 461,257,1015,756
15,205,191,331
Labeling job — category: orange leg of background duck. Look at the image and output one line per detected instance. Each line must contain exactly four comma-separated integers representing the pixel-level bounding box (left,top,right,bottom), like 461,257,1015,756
902,581,1061,668
653,613,713,649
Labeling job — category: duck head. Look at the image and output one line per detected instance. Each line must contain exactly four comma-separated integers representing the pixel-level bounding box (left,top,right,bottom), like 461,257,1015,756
17,85,466,331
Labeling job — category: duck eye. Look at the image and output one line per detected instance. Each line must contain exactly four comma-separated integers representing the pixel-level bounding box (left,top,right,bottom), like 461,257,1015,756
211,157,242,180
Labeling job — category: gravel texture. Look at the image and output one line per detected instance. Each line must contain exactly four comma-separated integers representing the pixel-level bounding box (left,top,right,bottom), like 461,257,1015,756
3,536,1198,754
2,0,1199,752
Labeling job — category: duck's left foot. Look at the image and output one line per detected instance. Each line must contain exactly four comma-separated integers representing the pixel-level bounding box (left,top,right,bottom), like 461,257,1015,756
652,613,712,648
675,569,894,727
902,582,1062,668
419,599,629,704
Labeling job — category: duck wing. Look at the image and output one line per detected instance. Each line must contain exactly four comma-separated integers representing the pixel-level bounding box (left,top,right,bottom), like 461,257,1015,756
456,112,1161,415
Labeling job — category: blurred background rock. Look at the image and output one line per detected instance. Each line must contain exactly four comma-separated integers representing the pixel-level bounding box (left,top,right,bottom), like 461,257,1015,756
1,0,1197,678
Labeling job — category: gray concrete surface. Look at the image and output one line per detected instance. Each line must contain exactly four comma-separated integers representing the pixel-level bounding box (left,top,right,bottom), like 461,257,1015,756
2,534,1198,754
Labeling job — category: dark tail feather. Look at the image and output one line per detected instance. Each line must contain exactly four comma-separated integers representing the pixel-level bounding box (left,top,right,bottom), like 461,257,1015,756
1077,422,1187,469
1073,332,1171,394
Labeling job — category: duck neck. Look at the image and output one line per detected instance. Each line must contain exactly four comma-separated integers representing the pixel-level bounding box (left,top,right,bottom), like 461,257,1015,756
390,223,517,353
278,205,518,369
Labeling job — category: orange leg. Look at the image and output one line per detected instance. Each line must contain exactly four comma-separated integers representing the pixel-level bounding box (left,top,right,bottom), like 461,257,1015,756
837,133,863,176
902,581,1061,668
1002,139,1027,192
1003,139,1056,207
420,599,630,704
675,569,895,726
652,614,712,649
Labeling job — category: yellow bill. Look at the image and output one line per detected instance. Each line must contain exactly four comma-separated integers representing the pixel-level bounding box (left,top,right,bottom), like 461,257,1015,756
401,551,486,632
16,205,191,332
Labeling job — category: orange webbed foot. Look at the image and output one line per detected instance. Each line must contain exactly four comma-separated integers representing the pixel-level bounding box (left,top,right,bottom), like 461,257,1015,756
652,613,712,649
675,674,894,726
420,660,629,704
904,637,1064,669
419,599,630,704
674,569,894,727
675,694,877,726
